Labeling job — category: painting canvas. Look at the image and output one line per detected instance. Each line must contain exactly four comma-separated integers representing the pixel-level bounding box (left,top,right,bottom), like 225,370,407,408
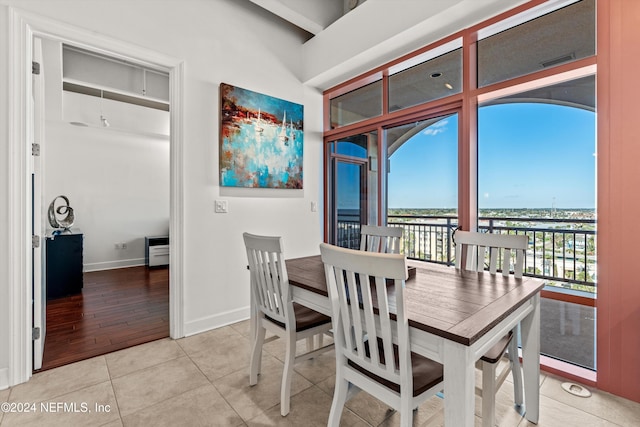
220,83,304,188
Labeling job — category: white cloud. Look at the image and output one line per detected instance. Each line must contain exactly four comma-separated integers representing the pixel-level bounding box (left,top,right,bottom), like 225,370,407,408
422,119,449,136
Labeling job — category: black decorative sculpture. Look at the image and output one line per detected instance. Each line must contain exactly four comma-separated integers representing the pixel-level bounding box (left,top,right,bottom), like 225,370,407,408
48,195,75,229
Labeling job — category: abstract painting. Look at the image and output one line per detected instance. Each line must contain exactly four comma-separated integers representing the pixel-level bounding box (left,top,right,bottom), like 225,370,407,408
219,83,304,188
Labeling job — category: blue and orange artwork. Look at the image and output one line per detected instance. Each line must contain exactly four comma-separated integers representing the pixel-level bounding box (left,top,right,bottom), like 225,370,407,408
220,83,304,188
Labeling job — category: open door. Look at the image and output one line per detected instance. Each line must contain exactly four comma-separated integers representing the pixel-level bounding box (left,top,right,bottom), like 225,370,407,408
32,37,46,371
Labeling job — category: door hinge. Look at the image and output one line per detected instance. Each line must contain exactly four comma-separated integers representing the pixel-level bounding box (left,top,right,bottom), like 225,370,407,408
32,235,40,248
32,61,40,75
32,143,40,156
32,327,41,340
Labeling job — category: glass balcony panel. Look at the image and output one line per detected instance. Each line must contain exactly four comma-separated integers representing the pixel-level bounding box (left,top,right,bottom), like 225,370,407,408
478,0,595,87
389,48,462,112
540,297,596,370
330,80,382,128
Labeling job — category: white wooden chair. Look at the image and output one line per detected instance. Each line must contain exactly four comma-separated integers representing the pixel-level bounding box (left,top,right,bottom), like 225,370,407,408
244,233,333,416
453,230,528,427
320,243,443,427
359,224,403,254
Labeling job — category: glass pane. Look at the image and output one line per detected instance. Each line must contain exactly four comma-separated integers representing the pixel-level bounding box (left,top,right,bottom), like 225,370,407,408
330,80,382,128
389,49,462,112
478,76,596,293
540,298,596,370
478,0,595,87
386,114,458,263
335,135,368,159
335,161,364,249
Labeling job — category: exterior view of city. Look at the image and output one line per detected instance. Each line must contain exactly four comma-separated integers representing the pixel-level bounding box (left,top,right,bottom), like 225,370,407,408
338,207,597,294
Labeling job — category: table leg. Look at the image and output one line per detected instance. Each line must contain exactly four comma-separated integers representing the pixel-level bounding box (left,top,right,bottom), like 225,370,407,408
521,293,541,424
443,340,475,427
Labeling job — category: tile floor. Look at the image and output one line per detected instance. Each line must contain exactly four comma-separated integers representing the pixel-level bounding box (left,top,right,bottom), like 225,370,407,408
1,319,638,426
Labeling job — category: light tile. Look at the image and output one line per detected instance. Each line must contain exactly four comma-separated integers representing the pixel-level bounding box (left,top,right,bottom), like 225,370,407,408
111,356,209,416
520,393,621,427
1,381,119,427
8,356,110,403
121,384,243,427
177,326,244,355
229,319,251,337
189,336,251,382
539,374,640,426
212,353,313,421
1,388,9,424
99,420,124,427
105,338,185,379
293,349,336,385
246,385,368,427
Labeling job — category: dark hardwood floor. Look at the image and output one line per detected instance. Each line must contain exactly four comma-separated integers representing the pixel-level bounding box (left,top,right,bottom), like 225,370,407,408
39,266,169,371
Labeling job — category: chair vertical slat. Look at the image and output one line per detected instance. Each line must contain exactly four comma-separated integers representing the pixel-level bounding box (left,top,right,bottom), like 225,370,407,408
346,270,364,359
514,250,524,278
488,246,498,275
465,245,477,271
374,276,395,374
334,267,354,354
359,273,380,367
501,248,511,277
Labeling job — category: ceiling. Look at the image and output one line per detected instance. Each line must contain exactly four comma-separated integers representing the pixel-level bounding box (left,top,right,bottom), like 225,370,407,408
247,0,345,36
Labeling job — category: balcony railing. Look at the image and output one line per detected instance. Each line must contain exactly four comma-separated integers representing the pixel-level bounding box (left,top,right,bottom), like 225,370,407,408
336,214,596,291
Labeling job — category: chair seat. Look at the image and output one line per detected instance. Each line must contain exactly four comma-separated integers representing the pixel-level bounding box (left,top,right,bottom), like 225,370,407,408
480,331,513,364
348,338,443,397
266,302,331,332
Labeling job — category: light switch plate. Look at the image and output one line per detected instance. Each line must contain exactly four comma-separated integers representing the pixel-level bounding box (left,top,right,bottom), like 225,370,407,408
215,200,228,213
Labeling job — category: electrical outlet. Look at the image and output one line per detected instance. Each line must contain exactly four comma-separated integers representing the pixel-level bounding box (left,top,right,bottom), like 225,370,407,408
121,242,127,250
311,201,318,212
215,200,228,213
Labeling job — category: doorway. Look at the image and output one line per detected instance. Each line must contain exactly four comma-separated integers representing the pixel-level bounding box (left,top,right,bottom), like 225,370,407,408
7,8,185,385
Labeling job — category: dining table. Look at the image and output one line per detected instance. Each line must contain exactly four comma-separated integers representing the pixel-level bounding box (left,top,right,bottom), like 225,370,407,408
284,255,545,427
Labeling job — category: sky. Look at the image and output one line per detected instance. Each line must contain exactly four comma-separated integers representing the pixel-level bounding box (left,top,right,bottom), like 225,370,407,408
387,103,596,209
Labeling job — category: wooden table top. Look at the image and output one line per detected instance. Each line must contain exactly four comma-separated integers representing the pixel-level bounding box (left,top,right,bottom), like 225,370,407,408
286,255,545,346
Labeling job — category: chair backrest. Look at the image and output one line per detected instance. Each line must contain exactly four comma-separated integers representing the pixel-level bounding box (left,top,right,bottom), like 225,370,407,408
243,232,292,326
359,224,403,254
454,230,528,278
320,243,410,389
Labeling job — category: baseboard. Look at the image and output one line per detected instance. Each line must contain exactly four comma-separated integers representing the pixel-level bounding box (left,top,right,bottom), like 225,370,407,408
84,258,146,272
0,368,9,390
184,306,250,337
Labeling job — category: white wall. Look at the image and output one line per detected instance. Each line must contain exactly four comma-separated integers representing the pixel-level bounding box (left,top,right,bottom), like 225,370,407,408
43,39,171,271
0,2,10,388
0,0,323,388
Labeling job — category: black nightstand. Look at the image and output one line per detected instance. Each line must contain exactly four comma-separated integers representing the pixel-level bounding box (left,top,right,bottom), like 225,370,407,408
45,230,84,299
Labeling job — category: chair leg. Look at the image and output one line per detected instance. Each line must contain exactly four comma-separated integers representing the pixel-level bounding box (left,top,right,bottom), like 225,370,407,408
249,324,266,385
328,377,349,427
399,393,414,427
306,336,314,352
482,361,497,427
281,329,296,416
318,332,324,348
508,329,524,406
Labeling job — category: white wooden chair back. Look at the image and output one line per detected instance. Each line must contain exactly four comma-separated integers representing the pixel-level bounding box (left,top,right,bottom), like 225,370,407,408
360,224,403,254
320,243,409,391
454,230,528,278
243,232,292,328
